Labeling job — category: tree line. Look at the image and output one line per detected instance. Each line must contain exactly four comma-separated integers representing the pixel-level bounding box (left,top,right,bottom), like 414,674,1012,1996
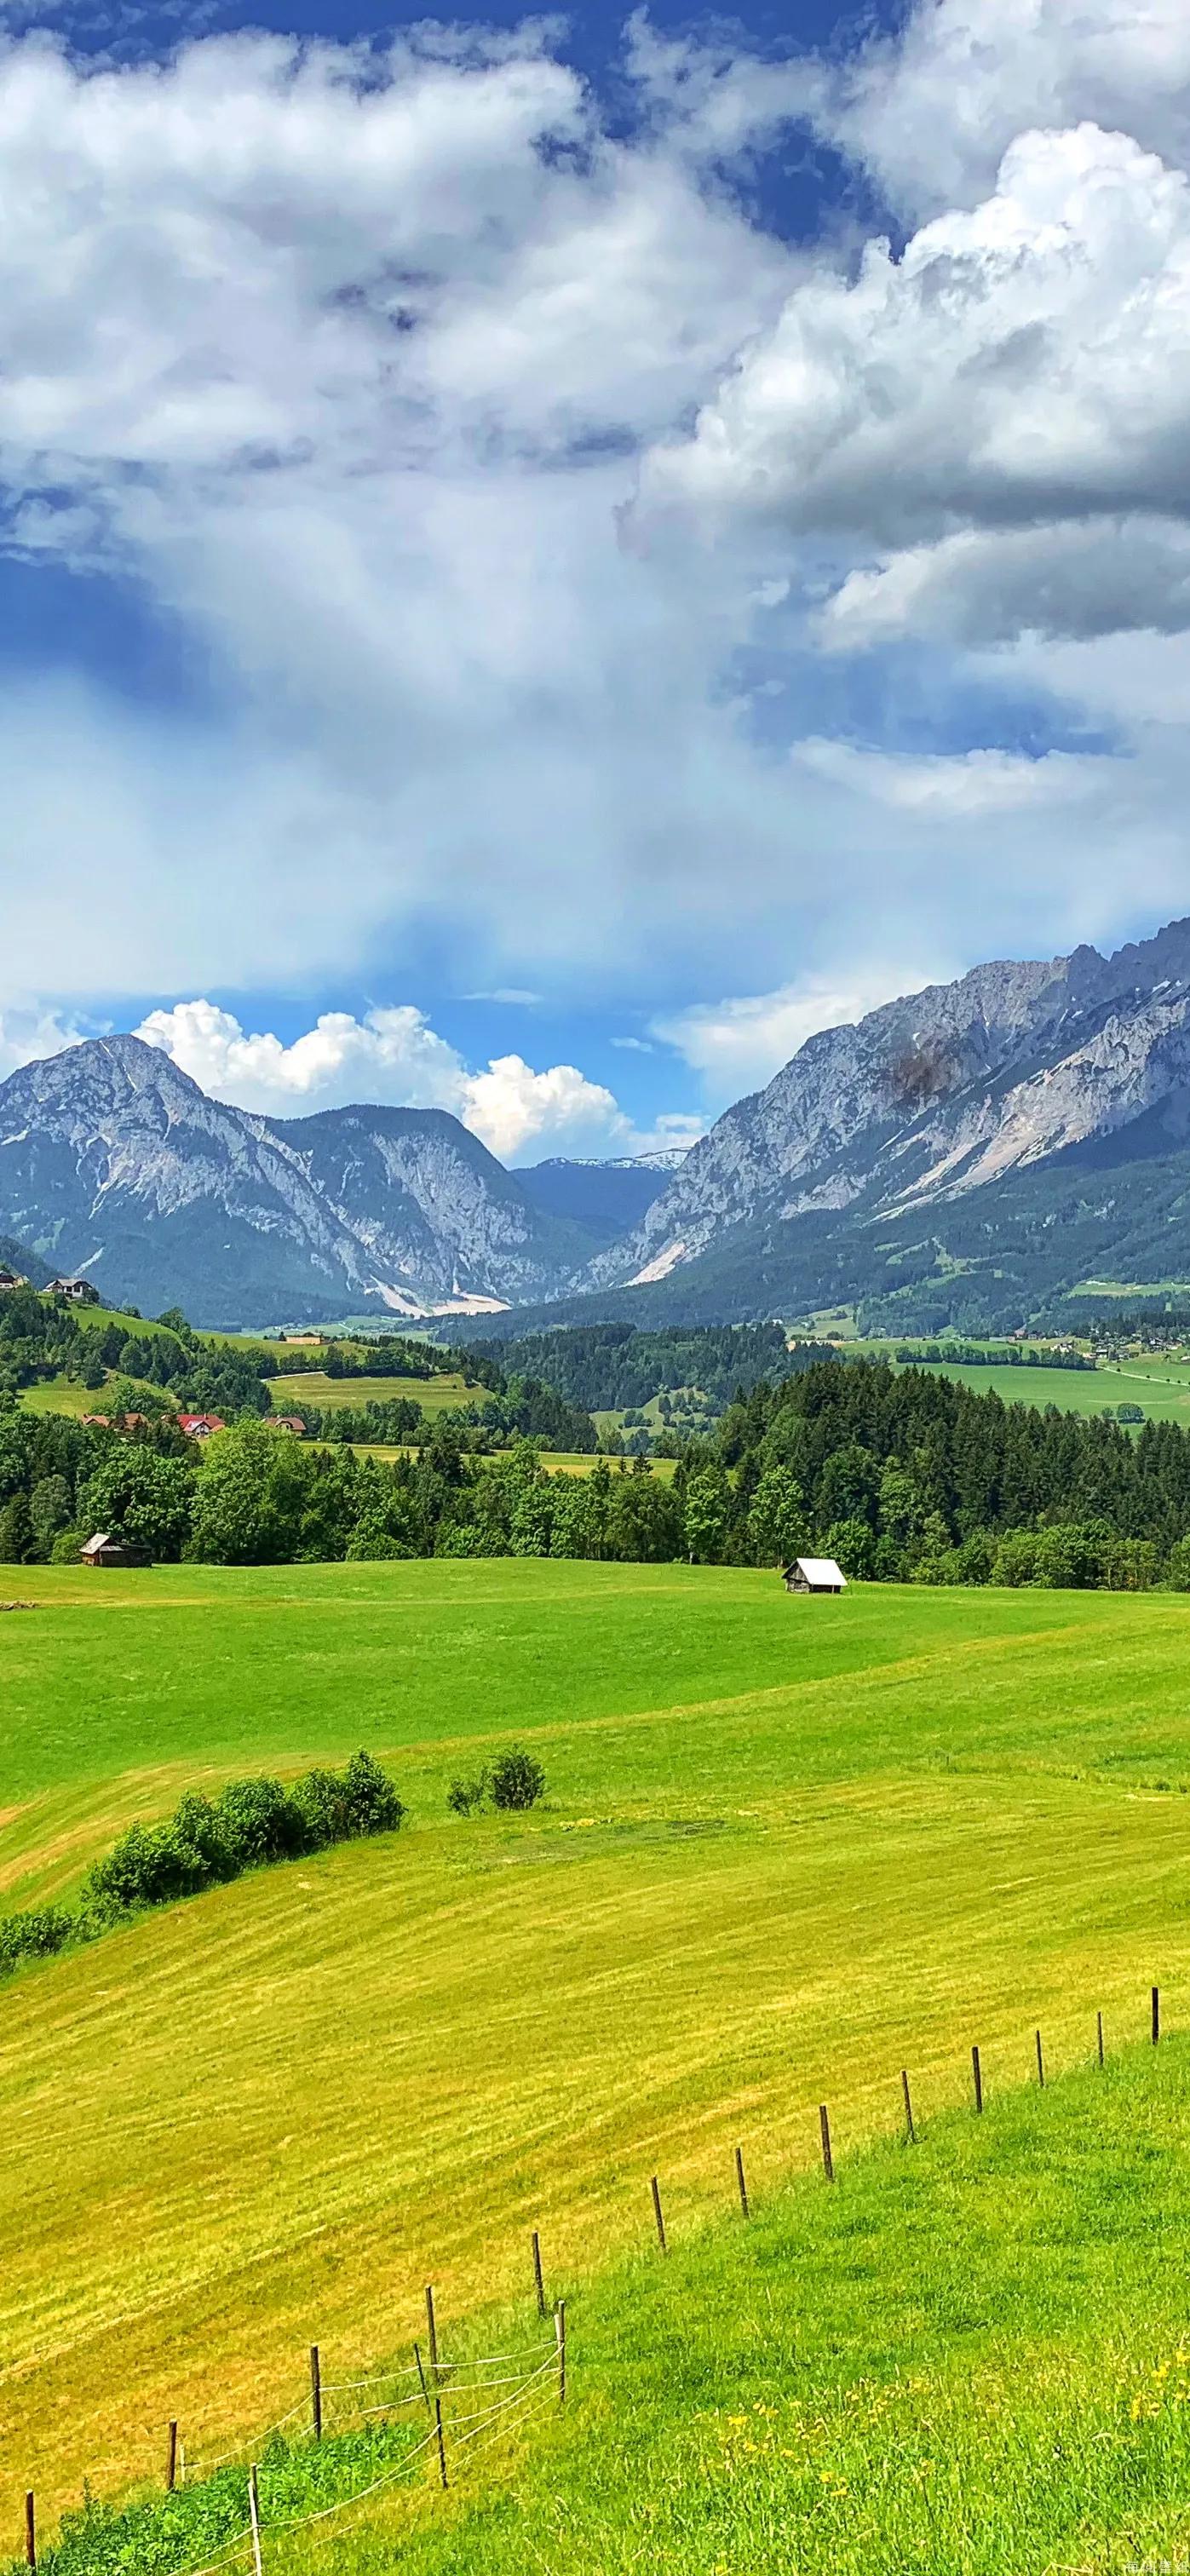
8,1357,1190,1587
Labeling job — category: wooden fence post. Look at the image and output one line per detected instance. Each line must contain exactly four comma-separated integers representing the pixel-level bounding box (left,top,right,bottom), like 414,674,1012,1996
166,2421,178,2493
1153,1986,1161,2045
532,2230,546,2320
651,2175,667,2253
555,2298,566,2407
425,2285,440,2380
309,2344,322,2441
1097,2009,1105,2067
900,2068,916,2144
24,2493,34,2573
819,2103,834,2182
248,2468,263,2576
734,2146,750,2217
971,2044,983,2114
433,2395,448,2490
1035,2029,1044,2088
413,2341,432,2415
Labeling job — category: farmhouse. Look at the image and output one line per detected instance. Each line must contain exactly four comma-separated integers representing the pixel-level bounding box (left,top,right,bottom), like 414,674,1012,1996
178,1414,226,1440
0,1266,26,1291
80,1532,152,1570
264,1414,307,1435
51,1276,101,1305
782,1557,848,1595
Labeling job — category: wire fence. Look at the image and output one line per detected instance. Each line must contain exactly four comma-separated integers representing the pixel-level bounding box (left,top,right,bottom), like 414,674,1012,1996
160,2321,565,2575
18,1984,1171,2576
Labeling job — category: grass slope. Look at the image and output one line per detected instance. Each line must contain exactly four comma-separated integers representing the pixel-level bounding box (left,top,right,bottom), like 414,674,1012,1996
3,1571,1190,2532
268,1372,474,1415
280,2038,1190,2576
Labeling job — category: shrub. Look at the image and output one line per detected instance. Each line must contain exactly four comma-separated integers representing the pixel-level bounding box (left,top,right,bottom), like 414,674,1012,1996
215,1775,305,1869
489,1749,546,1811
295,1751,405,1845
0,1905,73,1974
446,1771,491,1816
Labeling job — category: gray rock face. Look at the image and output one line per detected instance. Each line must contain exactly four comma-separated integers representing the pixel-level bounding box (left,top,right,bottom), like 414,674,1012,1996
0,1037,587,1323
592,918,1190,1287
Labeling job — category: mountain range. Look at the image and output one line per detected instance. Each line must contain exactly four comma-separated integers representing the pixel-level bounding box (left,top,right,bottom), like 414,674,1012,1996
9,920,1190,1330
0,1037,677,1325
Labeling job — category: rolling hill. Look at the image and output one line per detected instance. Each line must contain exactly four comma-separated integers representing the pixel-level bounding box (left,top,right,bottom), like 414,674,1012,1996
4,1563,1190,2543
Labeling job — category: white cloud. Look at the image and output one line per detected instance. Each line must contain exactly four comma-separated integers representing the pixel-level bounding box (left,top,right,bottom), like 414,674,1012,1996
0,26,808,1012
0,1006,87,1079
5,1,1190,1073
642,123,1190,551
819,520,1190,648
814,0,1190,218
134,998,653,1162
654,969,932,1100
461,1055,624,1162
791,738,1111,816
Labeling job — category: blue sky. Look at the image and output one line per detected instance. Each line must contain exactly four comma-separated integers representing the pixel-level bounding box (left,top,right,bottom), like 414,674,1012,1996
3,0,1190,1159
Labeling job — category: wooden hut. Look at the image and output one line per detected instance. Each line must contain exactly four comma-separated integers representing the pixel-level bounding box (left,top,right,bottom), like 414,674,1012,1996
80,1532,152,1570
781,1556,847,1595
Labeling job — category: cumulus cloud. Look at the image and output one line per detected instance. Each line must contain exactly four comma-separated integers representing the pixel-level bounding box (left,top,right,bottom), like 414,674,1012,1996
642,124,1190,549
791,739,1112,816
6,0,1190,1077
813,0,1190,218
0,1006,87,1080
135,998,652,1162
0,26,807,1009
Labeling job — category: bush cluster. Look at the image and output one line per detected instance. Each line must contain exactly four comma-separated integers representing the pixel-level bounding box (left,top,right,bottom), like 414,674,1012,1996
83,1752,403,1917
0,1753,403,1981
0,1903,74,1975
446,1748,546,1815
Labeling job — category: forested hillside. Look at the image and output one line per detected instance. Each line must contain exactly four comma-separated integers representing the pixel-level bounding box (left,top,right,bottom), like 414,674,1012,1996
448,1320,809,1410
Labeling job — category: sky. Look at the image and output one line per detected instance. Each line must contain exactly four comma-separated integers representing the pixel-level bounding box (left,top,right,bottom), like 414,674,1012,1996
3,0,1190,1162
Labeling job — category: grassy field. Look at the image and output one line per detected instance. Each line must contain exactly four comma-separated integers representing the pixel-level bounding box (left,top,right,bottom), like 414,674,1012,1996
863,1337,1190,1424
345,1444,675,1476
911,1355,1190,1422
286,2039,1190,2576
4,1569,1190,2539
17,1375,109,1417
268,1371,476,1415
69,1303,171,1338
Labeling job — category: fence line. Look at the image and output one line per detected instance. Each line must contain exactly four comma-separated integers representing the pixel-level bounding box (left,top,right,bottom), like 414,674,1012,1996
19,1986,1170,2573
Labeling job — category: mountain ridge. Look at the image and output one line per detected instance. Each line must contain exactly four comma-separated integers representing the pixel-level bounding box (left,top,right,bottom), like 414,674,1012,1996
589,917,1190,1299
0,1038,605,1325
9,919,1190,1331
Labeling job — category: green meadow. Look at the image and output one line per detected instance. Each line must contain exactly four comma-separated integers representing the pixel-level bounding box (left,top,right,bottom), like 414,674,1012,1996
3,1567,1190,2554
267,1371,475,1415
913,1356,1190,1418
292,2040,1190,2576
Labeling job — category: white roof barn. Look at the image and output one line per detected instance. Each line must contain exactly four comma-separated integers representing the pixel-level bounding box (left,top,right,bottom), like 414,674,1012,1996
781,1557,847,1595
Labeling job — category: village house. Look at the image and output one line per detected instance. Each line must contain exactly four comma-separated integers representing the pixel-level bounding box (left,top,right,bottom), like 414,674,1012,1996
781,1557,848,1596
264,1414,307,1435
50,1276,101,1305
0,1267,26,1291
178,1414,226,1440
80,1532,152,1570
